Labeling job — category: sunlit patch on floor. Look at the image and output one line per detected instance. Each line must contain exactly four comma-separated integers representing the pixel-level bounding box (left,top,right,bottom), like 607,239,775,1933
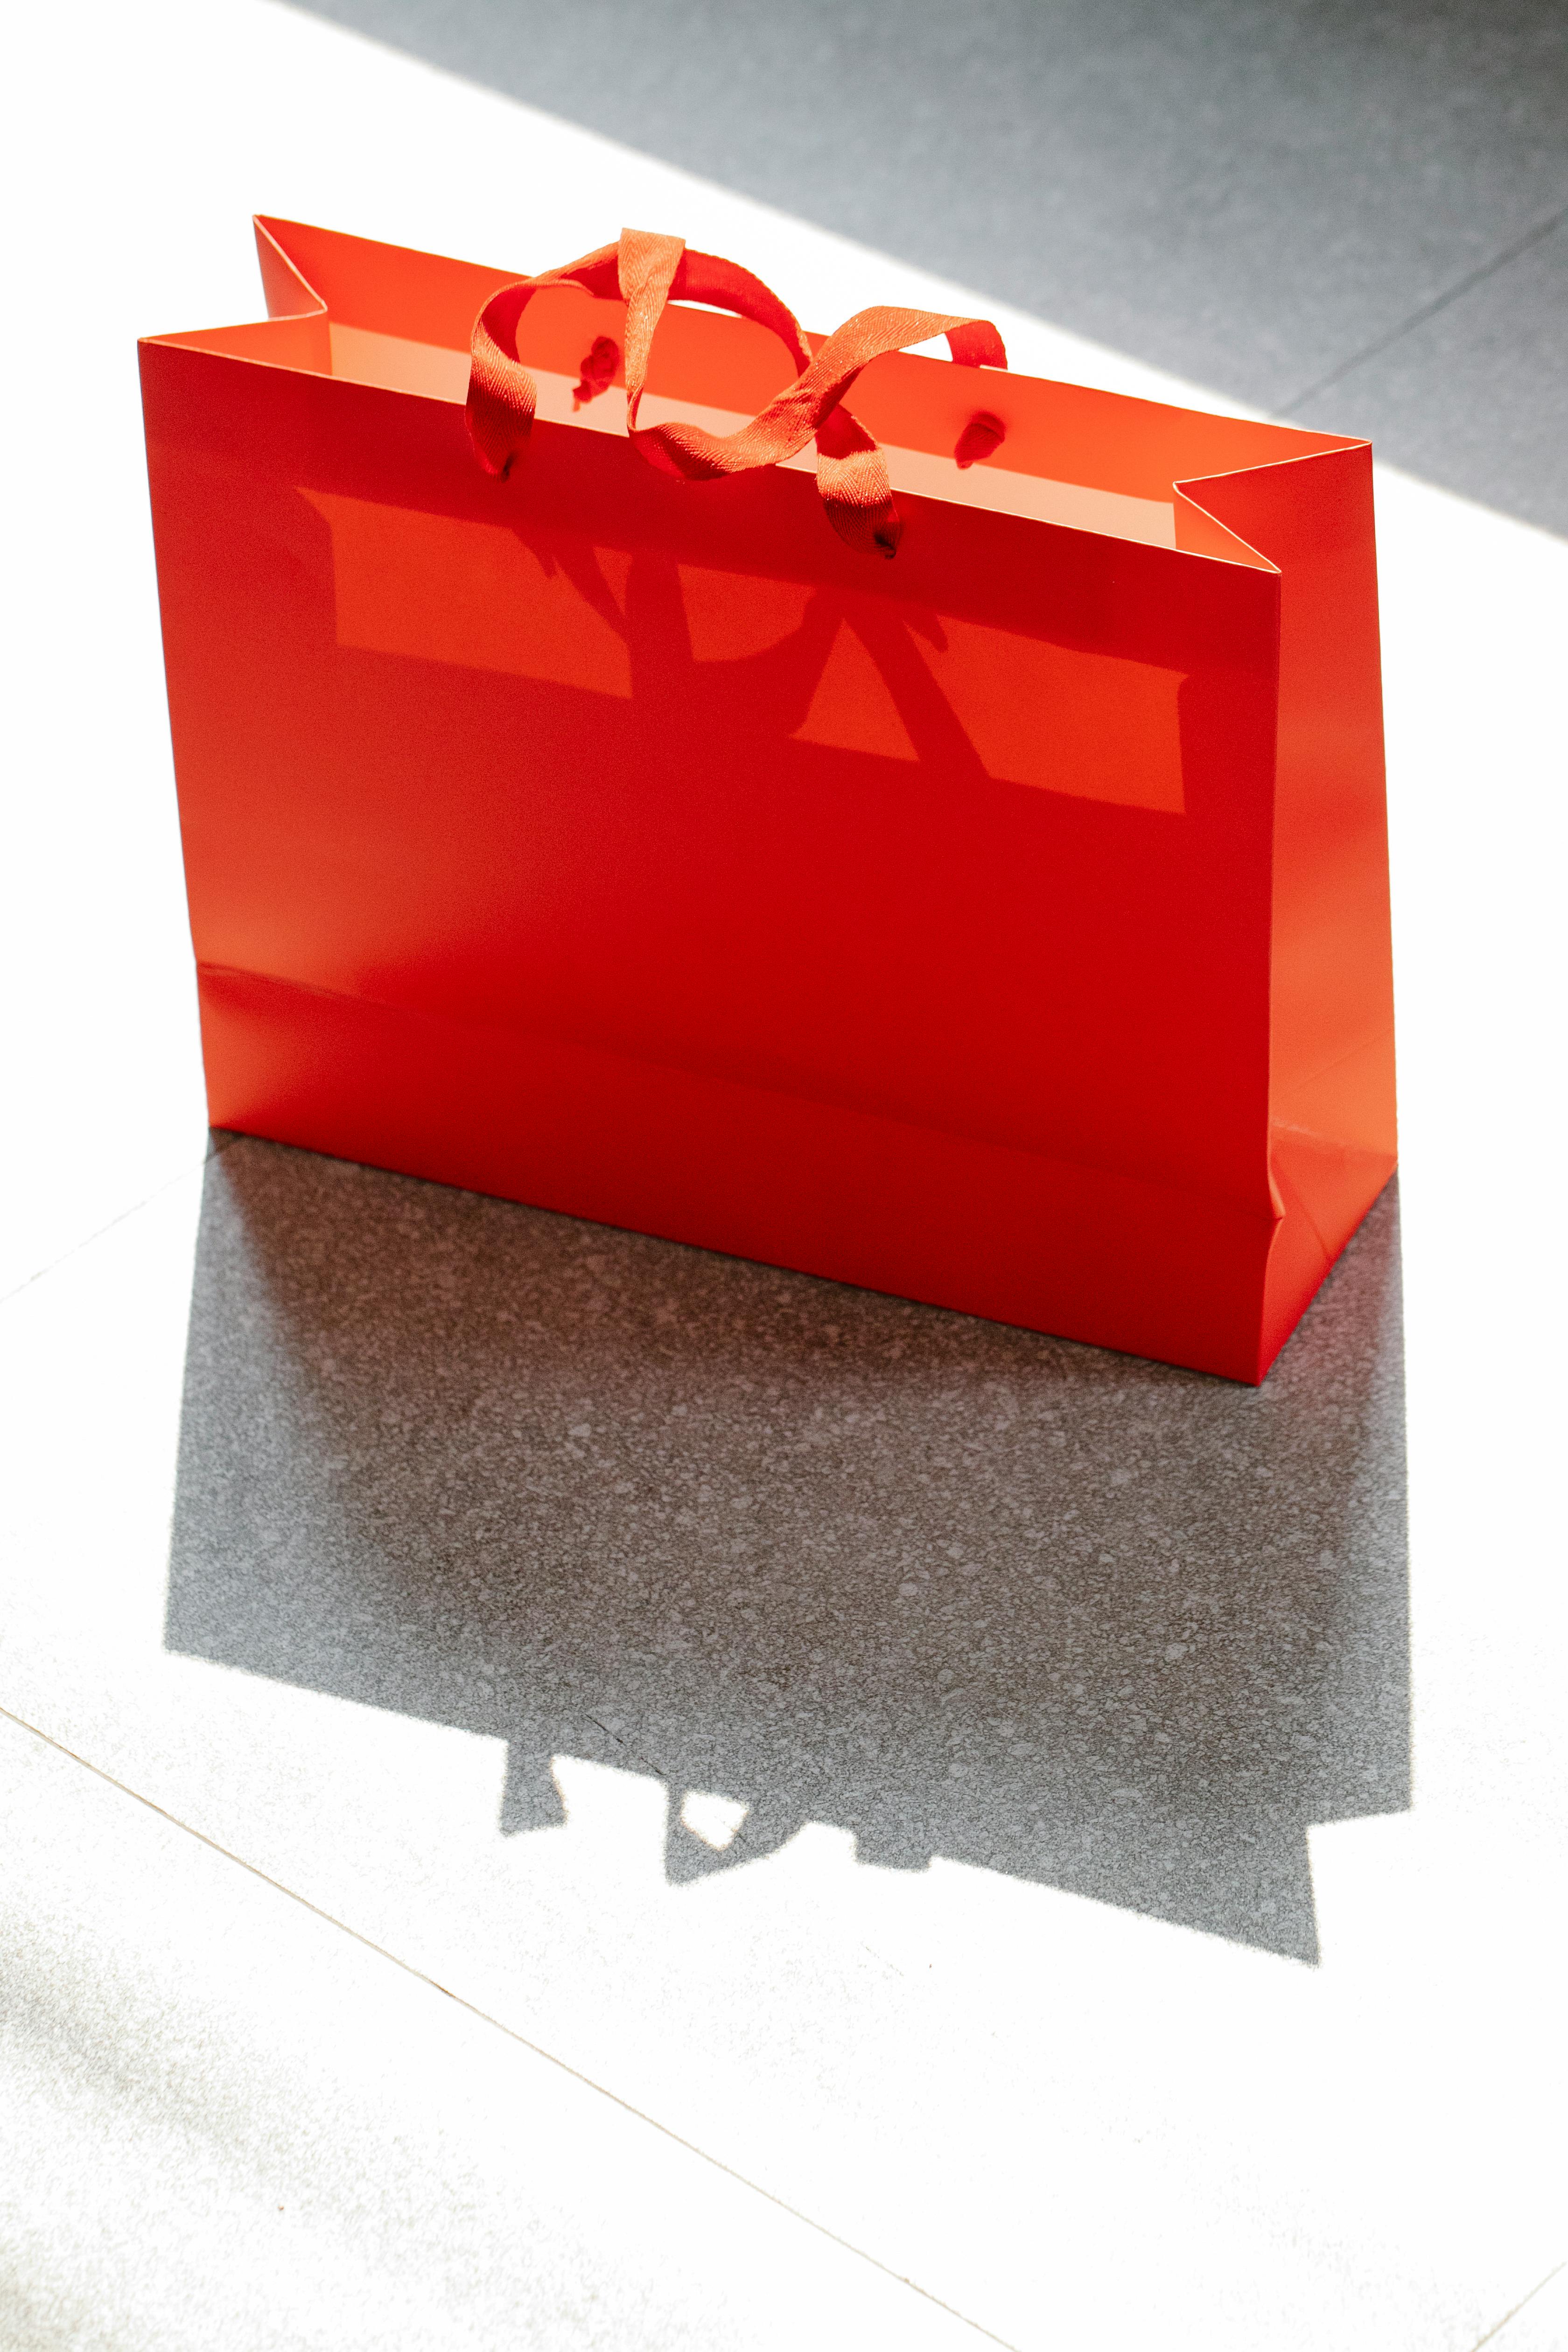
679,1791,751,1852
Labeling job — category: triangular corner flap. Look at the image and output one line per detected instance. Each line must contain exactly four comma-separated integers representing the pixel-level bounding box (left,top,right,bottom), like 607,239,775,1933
254,216,328,322
1175,434,1371,572
243,217,521,349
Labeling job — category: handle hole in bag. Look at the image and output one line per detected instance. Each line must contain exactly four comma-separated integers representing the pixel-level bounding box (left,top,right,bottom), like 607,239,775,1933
954,411,1006,469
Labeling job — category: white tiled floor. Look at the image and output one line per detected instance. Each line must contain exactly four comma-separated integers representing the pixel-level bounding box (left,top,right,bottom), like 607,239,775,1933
0,1715,987,2352
2,5,1566,2346
1486,2270,1568,2352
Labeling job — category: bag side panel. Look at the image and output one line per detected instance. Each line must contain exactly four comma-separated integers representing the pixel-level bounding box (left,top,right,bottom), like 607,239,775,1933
1187,444,1396,1373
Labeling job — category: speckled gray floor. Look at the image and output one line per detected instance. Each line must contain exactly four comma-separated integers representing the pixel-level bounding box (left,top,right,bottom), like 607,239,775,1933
168,1139,1406,1967
296,0,1568,532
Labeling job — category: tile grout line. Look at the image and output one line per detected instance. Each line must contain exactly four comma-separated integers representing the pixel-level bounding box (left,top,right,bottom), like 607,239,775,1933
1270,197,1568,418
0,1698,1018,2351
1466,2261,1567,2352
0,1131,242,1316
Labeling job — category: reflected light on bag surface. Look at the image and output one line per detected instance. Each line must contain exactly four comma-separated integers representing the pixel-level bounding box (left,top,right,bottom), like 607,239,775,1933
307,489,1187,811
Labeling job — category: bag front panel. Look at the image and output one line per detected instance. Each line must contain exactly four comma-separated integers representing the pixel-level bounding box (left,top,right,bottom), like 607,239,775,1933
143,345,1282,1220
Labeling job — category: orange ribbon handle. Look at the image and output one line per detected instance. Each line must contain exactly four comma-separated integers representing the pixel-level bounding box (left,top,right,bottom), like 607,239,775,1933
467,228,1007,559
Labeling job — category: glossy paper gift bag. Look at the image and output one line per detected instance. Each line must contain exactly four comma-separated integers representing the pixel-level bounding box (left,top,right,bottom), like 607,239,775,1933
139,218,1395,1382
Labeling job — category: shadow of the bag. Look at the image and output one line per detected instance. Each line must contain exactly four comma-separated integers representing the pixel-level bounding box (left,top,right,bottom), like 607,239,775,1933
165,1136,1407,1965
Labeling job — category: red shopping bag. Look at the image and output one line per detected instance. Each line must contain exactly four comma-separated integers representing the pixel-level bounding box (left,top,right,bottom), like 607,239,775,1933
139,218,1394,1382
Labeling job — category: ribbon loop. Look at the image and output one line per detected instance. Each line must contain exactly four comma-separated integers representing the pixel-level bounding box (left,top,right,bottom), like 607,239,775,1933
467,229,1008,558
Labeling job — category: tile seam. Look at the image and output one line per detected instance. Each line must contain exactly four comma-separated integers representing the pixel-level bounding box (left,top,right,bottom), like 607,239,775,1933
1466,2260,1567,2352
0,1133,241,1316
0,1697,1019,2352
1271,199,1568,418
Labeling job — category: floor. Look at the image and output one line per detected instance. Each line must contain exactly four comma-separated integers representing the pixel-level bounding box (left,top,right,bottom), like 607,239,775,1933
2,2,1566,2345
304,0,1568,533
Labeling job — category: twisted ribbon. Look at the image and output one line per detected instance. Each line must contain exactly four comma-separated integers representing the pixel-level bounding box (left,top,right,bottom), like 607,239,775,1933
467,228,1007,558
